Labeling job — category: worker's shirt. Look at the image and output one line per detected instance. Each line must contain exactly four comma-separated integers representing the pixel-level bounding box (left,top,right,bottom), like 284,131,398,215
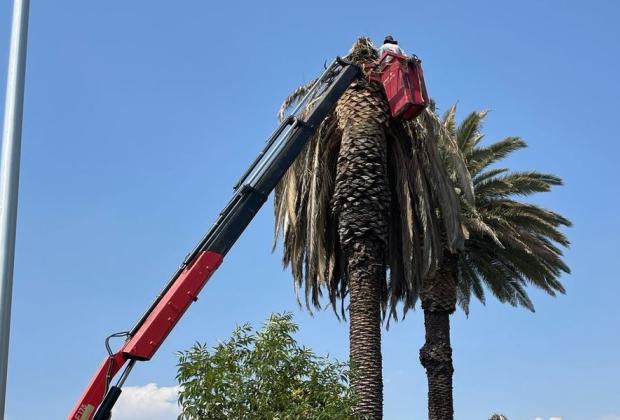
378,43,406,62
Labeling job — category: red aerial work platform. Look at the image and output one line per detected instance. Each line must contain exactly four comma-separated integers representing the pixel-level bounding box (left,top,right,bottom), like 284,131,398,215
367,51,429,120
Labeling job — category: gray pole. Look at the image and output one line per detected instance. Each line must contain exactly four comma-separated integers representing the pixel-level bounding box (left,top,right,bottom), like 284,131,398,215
0,0,29,417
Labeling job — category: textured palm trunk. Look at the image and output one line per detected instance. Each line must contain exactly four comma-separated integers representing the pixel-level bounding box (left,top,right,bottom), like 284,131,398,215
334,81,389,419
420,251,458,420
346,241,385,419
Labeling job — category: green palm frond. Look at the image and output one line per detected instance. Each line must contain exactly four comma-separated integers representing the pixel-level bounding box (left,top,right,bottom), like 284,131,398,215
456,110,489,152
447,106,571,315
467,137,526,176
442,104,458,138
473,168,508,184
483,202,571,247
475,171,563,199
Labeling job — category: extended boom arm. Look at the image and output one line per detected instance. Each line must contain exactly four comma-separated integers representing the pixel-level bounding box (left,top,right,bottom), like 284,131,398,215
69,58,359,420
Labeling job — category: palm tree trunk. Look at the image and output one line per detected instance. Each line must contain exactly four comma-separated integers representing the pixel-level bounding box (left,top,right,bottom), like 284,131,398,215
334,80,390,419
420,251,458,420
347,240,384,419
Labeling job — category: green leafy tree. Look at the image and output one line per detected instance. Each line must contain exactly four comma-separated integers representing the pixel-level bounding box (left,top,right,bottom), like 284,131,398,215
176,313,353,420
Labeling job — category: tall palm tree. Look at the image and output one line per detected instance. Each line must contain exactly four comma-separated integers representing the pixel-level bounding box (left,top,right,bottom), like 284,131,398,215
413,106,571,420
274,38,471,418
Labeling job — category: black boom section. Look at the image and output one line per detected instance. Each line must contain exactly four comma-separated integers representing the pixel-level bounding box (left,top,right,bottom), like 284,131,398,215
92,60,359,420
128,60,358,339
204,62,359,255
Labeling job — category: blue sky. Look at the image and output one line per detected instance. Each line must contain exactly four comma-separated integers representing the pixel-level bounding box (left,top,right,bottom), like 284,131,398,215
0,1,618,419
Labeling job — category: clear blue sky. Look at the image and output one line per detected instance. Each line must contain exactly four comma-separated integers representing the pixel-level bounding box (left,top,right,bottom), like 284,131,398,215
0,1,618,419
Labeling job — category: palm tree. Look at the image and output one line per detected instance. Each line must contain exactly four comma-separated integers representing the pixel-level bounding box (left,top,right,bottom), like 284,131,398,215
412,106,571,420
274,38,471,418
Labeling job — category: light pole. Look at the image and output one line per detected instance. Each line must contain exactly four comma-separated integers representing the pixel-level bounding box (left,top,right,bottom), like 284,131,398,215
0,0,30,417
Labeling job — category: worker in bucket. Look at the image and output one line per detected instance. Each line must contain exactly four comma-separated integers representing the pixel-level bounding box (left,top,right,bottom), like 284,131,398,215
378,35,406,61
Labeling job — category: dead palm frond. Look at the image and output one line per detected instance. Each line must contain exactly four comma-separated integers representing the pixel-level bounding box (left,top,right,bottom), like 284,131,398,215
274,38,470,319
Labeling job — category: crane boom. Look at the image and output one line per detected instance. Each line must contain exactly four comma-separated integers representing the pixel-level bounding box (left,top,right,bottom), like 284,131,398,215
68,58,360,420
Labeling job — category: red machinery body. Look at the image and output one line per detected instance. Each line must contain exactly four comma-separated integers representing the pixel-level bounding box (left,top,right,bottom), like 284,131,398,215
69,251,223,420
67,58,362,420
123,251,223,360
67,54,430,420
368,51,429,120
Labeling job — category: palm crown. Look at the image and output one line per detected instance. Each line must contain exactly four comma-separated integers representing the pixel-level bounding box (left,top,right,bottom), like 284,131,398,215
272,38,570,418
273,38,473,318
441,106,571,314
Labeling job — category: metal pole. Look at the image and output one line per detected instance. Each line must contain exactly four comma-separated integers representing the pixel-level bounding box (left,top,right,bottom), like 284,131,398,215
0,0,30,417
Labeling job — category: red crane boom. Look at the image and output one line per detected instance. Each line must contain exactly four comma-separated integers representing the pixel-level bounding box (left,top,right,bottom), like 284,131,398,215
68,51,429,420
69,58,360,420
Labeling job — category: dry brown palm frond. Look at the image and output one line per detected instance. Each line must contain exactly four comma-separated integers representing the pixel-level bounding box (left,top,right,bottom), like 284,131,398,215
278,79,317,123
274,37,469,319
442,104,458,137
417,108,475,205
279,37,378,124
344,37,379,63
274,113,343,312
461,199,503,247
